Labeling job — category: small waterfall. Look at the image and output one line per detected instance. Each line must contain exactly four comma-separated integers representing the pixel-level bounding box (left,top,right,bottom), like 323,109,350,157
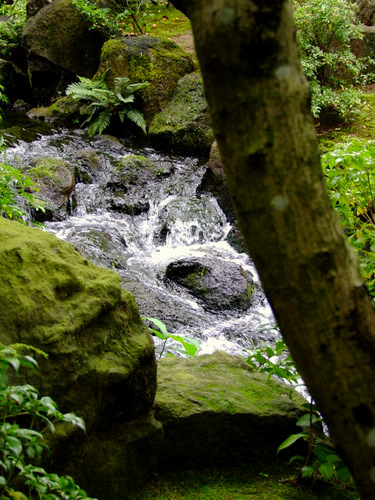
5,122,276,356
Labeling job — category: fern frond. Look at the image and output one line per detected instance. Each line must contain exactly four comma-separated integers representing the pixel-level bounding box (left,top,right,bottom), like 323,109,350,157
66,76,97,93
126,82,150,93
87,110,111,137
114,77,131,94
126,109,147,133
116,94,134,104
66,76,113,104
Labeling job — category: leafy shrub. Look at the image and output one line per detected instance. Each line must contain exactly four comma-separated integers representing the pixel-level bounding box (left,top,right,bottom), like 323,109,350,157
245,324,299,385
0,139,45,225
144,317,201,359
0,345,97,499
70,0,123,38
0,86,44,225
66,76,149,136
0,0,26,59
277,401,353,485
247,326,353,486
321,140,375,303
293,0,373,122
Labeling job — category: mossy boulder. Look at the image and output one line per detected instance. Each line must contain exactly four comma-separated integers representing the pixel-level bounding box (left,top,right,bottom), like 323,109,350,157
0,217,162,499
165,257,254,312
155,351,306,467
22,0,105,103
149,72,214,156
108,154,173,189
26,157,75,221
104,154,174,215
43,96,82,127
96,36,195,124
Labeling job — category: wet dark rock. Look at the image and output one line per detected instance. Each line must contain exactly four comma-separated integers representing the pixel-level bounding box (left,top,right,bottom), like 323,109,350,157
153,195,227,246
0,59,31,105
72,149,103,184
26,157,75,221
12,99,32,112
199,140,246,253
165,257,254,312
22,0,105,104
108,154,174,190
58,224,130,270
123,280,207,333
108,196,150,215
198,140,235,223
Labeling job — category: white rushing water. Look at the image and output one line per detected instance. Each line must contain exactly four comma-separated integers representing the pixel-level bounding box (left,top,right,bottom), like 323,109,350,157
6,124,276,357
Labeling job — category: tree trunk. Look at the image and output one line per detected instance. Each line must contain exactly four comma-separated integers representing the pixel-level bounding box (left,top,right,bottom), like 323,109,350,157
171,0,375,497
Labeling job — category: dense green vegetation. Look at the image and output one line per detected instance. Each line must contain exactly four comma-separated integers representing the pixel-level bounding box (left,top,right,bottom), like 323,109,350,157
0,346,95,499
65,76,149,136
292,0,373,122
0,0,374,498
0,86,44,224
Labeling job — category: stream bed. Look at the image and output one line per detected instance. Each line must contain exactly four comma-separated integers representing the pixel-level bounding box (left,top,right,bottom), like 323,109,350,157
4,117,276,357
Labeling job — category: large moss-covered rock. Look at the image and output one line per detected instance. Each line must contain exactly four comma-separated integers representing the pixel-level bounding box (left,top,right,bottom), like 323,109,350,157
22,0,105,103
155,351,306,467
97,36,195,124
0,217,162,499
149,72,214,156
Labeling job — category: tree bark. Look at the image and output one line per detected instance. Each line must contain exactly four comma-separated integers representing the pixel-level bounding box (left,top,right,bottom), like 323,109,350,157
171,0,375,497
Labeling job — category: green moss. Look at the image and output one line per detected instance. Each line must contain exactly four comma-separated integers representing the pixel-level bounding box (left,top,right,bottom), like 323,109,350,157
96,36,195,125
142,5,192,39
0,217,120,344
28,158,67,184
138,462,359,499
319,92,375,151
45,96,81,125
149,71,214,155
156,352,306,418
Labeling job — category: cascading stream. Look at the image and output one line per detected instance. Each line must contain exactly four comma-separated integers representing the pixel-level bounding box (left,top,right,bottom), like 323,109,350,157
4,120,276,356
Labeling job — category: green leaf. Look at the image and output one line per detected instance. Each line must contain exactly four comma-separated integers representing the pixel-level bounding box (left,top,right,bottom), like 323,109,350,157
126,109,147,133
288,455,305,464
6,357,20,372
301,465,315,479
5,435,23,457
145,317,169,337
319,461,334,481
336,463,352,483
148,327,167,341
277,432,308,453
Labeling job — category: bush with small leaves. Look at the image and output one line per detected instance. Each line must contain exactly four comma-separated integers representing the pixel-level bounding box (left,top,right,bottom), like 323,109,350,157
293,0,373,122
0,345,97,500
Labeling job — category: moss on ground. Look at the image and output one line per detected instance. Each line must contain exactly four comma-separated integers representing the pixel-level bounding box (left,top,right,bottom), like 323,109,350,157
318,92,375,151
131,4,192,39
137,461,359,499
